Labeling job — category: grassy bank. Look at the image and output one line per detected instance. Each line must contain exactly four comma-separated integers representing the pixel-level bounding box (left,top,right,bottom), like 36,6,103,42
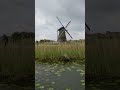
35,41,85,63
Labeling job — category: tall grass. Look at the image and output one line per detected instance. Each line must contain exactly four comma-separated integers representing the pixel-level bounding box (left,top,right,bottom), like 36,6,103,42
86,38,120,78
0,39,34,76
35,41,85,62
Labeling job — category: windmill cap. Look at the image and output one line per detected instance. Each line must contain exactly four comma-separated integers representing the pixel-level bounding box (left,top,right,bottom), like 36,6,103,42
58,27,65,31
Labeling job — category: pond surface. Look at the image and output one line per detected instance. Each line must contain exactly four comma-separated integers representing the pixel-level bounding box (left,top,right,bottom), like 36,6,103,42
35,62,85,90
86,77,120,90
0,84,33,90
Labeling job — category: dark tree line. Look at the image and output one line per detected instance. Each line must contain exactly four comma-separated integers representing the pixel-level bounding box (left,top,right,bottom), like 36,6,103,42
2,34,8,47
87,31,120,39
36,39,55,44
1,32,34,47
11,32,34,42
40,39,54,43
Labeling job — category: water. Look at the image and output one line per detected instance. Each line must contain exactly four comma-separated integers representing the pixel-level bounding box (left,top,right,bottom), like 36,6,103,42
0,84,33,90
86,78,120,90
35,62,85,90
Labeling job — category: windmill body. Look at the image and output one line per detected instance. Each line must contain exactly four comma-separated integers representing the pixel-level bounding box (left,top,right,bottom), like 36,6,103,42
57,27,67,42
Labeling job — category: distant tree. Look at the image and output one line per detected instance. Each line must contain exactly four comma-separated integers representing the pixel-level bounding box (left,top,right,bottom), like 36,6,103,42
2,34,8,47
11,32,21,42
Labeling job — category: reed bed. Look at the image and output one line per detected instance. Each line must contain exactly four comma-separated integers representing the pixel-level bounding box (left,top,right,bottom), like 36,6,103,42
86,38,120,78
35,41,85,63
0,39,34,76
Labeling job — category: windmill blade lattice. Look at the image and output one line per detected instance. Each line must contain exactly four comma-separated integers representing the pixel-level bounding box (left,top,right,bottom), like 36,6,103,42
65,21,71,28
65,29,73,39
85,23,90,30
56,17,64,27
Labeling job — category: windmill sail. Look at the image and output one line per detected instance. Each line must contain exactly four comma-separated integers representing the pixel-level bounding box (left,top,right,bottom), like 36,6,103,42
65,21,71,28
56,17,64,27
85,23,90,30
65,30,73,39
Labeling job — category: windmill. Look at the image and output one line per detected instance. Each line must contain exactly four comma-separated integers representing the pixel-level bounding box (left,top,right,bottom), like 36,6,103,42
56,17,73,42
85,22,90,31
85,22,92,36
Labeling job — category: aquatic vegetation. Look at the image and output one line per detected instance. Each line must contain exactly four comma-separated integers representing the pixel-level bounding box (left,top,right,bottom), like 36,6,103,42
35,62,85,90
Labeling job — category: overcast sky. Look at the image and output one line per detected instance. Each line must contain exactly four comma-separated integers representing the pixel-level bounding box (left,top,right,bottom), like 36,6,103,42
86,0,120,33
35,0,85,41
0,0,119,38
0,0,34,36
